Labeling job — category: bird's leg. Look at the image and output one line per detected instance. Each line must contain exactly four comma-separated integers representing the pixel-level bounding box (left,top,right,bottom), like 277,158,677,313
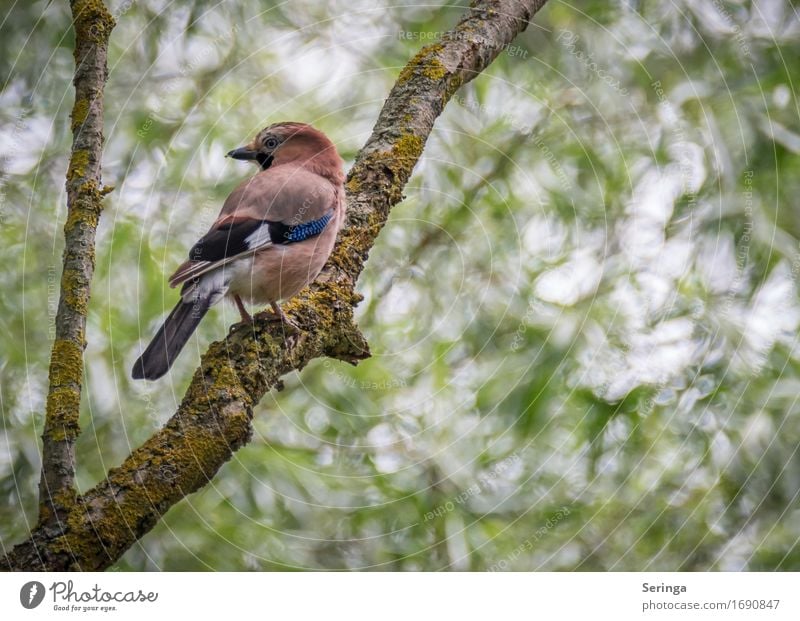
234,295,253,323
268,302,300,335
270,301,288,323
255,301,300,337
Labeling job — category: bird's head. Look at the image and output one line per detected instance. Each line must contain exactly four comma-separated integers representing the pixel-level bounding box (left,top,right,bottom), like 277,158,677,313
226,122,344,182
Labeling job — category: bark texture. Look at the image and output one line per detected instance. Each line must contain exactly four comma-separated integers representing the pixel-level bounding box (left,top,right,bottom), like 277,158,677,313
3,0,548,571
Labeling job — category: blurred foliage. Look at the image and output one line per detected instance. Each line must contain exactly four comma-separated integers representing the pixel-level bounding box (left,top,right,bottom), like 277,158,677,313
2,0,800,570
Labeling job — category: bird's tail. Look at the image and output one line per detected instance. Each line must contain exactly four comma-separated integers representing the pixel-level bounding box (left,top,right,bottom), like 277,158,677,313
132,296,211,380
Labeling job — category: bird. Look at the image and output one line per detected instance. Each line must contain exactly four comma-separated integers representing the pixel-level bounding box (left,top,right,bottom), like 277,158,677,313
132,121,346,381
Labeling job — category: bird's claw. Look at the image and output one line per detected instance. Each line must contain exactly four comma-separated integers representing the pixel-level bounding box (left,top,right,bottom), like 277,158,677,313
254,307,301,346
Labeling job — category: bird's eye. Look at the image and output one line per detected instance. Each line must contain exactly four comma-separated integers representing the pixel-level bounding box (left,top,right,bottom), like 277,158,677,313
264,137,279,149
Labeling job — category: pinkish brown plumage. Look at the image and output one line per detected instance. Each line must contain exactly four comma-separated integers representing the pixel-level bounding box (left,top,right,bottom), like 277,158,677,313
133,122,345,380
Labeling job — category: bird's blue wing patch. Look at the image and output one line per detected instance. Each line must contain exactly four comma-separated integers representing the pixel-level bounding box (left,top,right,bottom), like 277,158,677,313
266,210,334,245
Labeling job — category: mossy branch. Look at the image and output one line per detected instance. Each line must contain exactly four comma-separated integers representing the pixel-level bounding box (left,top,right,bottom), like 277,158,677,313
3,0,548,571
37,0,115,531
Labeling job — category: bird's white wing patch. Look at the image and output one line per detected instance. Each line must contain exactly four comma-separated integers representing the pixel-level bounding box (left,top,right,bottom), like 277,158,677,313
244,223,274,250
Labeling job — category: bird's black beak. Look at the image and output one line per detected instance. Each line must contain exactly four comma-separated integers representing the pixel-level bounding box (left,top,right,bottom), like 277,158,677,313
226,146,259,161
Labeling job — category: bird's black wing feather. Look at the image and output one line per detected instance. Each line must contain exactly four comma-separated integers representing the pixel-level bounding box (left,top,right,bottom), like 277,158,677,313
188,219,267,262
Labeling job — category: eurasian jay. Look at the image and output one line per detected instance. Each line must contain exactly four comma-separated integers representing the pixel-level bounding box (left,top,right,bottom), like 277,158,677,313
132,122,345,380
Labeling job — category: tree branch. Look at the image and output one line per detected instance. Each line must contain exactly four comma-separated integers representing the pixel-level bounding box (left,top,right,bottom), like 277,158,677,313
3,0,548,571
37,0,115,530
